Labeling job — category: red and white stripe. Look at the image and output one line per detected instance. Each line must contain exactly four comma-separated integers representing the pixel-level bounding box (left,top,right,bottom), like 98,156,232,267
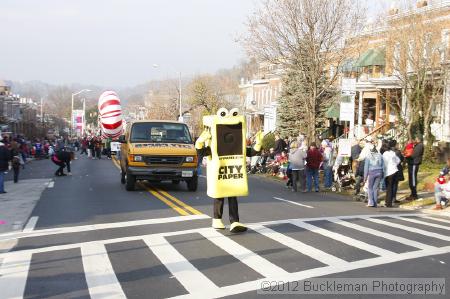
98,90,123,139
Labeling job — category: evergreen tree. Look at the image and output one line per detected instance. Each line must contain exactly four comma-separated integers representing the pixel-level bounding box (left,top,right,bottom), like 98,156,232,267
277,69,337,140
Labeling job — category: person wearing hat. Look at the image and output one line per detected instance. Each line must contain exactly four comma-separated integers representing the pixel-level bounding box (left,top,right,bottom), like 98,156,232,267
364,146,384,207
289,141,307,192
433,158,450,210
358,136,375,162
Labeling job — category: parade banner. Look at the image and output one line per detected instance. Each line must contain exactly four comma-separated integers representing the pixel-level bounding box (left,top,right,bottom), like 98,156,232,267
72,110,84,135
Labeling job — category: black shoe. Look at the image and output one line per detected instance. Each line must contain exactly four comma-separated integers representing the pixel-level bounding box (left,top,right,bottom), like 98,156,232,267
0,191,7,194
60,173,67,176
394,200,401,203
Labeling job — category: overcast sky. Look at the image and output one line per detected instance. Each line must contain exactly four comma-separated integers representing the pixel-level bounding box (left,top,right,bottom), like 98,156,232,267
1,0,391,88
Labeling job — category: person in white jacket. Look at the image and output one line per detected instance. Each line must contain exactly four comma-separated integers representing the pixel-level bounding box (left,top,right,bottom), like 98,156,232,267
383,140,401,207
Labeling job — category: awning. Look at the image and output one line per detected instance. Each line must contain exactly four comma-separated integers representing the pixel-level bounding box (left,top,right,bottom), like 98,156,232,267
355,48,386,67
325,102,340,119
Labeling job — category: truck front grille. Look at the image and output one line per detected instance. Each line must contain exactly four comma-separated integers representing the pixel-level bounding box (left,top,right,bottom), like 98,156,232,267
145,156,184,165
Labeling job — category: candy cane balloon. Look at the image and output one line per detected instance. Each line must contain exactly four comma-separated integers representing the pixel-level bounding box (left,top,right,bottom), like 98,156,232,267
98,91,123,138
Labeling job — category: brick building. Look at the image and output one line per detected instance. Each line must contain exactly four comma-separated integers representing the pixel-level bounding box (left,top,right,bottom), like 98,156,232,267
240,0,450,146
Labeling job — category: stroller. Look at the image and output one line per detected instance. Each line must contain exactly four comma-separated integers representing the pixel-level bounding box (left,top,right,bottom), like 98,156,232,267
248,155,268,174
331,163,355,192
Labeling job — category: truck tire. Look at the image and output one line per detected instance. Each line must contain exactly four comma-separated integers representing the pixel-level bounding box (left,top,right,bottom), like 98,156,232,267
186,176,198,192
125,171,136,191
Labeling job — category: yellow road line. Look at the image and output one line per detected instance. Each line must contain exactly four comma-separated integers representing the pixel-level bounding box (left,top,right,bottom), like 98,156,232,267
156,188,203,215
112,156,202,216
112,156,120,169
144,184,190,216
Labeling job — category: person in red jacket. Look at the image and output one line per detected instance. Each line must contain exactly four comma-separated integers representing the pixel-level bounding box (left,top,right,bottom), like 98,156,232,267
306,142,323,192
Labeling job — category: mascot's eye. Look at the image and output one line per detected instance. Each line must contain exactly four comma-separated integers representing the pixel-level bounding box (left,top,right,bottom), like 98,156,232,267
230,108,239,116
217,108,229,117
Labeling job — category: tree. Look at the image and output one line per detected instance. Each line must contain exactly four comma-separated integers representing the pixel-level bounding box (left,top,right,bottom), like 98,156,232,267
385,6,447,155
46,86,73,119
188,75,226,114
242,0,364,142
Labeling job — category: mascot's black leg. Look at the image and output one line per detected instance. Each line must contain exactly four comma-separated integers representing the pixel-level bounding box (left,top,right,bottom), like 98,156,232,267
228,197,247,233
228,197,239,223
212,198,225,229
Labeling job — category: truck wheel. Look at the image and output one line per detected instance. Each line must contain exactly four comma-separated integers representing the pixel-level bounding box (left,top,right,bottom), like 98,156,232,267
125,172,136,191
121,170,126,184
186,176,198,192
172,180,180,185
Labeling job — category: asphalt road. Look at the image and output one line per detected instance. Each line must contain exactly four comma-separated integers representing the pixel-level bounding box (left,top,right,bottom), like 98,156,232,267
0,154,449,299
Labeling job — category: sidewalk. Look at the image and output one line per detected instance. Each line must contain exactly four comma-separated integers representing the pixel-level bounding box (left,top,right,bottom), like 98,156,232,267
0,178,51,235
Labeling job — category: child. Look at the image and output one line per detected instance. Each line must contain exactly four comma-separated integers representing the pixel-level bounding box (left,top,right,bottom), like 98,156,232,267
433,158,450,210
403,140,414,159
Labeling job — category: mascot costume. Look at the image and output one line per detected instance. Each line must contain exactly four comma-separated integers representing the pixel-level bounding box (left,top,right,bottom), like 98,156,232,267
195,108,263,233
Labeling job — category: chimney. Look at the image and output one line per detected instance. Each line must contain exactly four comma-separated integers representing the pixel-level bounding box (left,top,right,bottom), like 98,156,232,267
417,0,428,8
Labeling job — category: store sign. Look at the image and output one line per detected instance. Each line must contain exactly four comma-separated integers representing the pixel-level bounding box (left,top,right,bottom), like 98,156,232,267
340,102,354,121
341,78,356,96
338,138,352,157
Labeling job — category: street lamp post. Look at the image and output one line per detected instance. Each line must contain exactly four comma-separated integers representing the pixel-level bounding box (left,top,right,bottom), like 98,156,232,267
71,89,91,136
153,64,183,122
178,71,182,122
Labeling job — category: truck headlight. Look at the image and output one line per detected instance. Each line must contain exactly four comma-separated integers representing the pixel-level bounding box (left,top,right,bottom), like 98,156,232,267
185,156,194,162
134,155,143,162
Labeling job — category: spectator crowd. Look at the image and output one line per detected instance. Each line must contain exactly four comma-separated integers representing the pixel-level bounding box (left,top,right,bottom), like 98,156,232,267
247,131,449,210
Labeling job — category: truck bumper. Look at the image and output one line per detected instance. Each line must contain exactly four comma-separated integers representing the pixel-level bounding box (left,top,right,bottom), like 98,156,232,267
127,167,197,181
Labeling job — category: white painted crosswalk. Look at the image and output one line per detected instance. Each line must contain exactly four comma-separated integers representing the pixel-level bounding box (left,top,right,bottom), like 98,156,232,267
0,213,449,299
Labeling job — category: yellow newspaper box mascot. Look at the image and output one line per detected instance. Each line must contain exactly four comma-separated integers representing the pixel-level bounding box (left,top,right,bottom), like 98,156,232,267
195,108,263,233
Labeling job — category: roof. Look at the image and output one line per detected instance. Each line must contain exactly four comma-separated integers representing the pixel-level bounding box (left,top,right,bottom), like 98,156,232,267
356,48,386,67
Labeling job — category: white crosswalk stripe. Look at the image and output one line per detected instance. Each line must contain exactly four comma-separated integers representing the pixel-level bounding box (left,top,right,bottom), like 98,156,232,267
143,234,219,294
290,219,397,257
199,228,289,278
366,217,450,241
0,252,32,299
249,224,349,267
327,217,436,251
0,214,449,299
391,215,450,231
81,243,127,299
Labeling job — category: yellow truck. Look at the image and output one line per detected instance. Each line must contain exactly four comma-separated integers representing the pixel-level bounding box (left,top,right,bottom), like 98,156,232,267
118,120,198,191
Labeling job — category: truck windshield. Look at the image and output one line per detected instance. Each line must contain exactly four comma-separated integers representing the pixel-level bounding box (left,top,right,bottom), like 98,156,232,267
130,122,193,144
